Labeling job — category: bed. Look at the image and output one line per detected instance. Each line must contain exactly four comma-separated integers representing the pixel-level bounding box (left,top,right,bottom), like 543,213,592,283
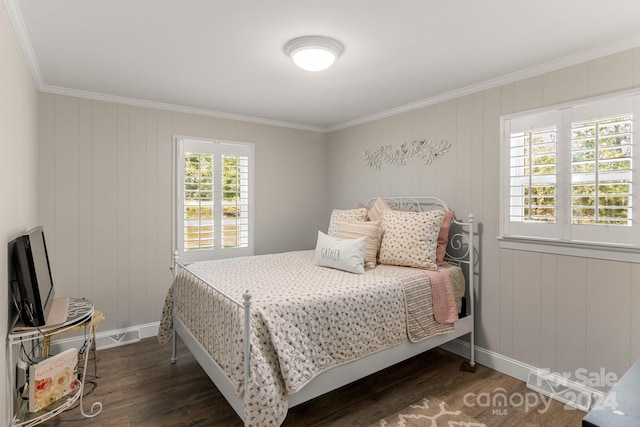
159,196,477,426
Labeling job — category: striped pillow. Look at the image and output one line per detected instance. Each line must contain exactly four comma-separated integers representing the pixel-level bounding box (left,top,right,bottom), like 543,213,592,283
366,197,391,222
335,220,381,269
327,208,367,236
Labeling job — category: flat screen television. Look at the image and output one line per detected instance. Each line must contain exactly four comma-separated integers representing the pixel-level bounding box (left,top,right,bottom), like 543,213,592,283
9,226,56,327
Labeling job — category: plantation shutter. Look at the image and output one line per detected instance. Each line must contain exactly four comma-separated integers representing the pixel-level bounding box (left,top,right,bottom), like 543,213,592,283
219,143,250,250
568,97,636,246
503,110,562,240
501,92,639,249
175,137,254,263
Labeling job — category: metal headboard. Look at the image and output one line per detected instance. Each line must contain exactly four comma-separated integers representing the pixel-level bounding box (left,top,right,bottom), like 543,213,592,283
366,196,477,322
365,196,474,266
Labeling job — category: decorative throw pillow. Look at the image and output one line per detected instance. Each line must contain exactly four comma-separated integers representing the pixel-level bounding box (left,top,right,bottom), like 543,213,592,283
436,211,455,266
315,231,366,274
378,209,445,270
327,208,367,236
335,220,381,269
367,197,391,222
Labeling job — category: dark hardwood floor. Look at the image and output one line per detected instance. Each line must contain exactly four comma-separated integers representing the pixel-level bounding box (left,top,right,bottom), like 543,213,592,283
32,337,585,426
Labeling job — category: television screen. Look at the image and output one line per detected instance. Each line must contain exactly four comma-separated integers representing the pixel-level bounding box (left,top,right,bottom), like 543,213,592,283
10,226,55,327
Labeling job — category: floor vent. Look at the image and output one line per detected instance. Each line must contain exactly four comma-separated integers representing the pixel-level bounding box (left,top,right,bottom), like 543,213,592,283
526,369,601,412
95,330,140,350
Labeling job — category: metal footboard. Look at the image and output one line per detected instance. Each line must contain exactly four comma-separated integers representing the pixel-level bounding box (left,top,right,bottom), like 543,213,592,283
171,251,252,423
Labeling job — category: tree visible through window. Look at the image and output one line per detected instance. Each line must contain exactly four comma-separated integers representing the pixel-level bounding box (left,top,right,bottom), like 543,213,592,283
570,115,632,226
220,154,249,248
501,92,638,248
184,152,214,250
509,127,557,223
175,136,253,263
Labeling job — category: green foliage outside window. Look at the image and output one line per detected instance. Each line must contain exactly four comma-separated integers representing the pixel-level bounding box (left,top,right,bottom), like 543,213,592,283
183,152,248,250
514,115,632,226
570,116,632,225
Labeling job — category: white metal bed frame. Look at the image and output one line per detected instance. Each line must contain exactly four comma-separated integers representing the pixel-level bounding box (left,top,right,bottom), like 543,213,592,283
170,196,477,425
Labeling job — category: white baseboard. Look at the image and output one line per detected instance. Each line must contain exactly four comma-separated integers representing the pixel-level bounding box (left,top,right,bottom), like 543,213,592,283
440,338,534,382
138,322,160,340
50,321,160,354
439,338,604,410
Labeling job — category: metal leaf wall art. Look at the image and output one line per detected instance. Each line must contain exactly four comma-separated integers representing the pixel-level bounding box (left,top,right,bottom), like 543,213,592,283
363,139,451,169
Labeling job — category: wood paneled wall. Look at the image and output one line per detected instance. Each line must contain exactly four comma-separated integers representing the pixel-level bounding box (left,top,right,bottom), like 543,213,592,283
38,95,328,334
327,48,640,386
1,4,40,424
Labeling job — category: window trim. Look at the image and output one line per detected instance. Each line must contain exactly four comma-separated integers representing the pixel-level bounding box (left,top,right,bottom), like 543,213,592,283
499,89,640,259
172,135,255,264
498,236,640,262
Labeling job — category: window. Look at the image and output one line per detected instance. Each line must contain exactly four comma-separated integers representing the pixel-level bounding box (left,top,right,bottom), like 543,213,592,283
570,115,632,226
173,136,254,263
501,92,639,252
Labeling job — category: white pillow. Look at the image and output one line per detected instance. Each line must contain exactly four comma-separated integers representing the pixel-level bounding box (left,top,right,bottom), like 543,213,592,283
315,231,367,274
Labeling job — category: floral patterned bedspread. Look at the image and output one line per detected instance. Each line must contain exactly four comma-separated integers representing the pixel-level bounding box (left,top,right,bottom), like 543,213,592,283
158,250,460,426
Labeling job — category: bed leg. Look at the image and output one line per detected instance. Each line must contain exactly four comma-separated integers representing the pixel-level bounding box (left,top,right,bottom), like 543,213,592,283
460,215,477,374
243,291,252,425
460,330,477,373
171,250,179,365
171,328,177,364
460,360,476,372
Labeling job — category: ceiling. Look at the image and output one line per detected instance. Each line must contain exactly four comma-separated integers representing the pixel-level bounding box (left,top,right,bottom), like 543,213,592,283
9,0,640,131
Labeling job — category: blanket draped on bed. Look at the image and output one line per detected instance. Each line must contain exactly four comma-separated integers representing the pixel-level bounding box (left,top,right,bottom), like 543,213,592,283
158,250,459,427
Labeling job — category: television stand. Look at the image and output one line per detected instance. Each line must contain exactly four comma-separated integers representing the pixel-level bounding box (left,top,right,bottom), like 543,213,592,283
8,297,102,426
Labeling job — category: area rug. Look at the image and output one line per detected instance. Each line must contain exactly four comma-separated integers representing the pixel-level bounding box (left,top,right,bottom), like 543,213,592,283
370,397,486,427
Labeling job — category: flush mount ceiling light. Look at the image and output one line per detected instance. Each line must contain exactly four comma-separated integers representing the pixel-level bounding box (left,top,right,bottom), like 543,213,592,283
284,36,344,72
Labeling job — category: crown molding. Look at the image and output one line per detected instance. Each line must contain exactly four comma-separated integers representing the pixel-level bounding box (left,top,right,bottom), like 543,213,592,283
6,0,640,134
4,0,325,133
39,84,326,133
4,0,44,88
328,35,640,132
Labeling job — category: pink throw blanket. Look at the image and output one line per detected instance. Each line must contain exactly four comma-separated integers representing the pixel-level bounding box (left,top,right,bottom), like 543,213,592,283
424,268,459,324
